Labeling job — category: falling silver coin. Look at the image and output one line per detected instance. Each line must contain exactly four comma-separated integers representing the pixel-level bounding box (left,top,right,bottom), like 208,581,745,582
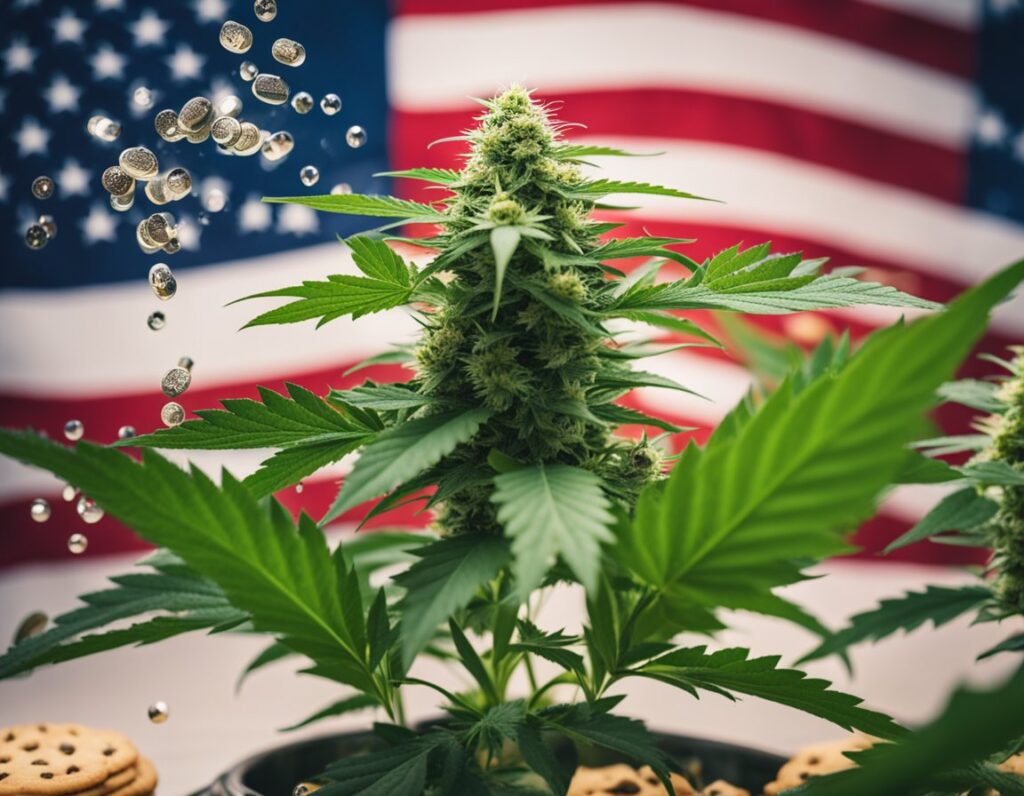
291,91,313,114
13,612,48,644
133,86,154,109
253,0,277,22
145,175,171,205
320,93,341,116
67,533,88,555
292,784,320,796
178,96,214,133
178,356,194,370
110,192,135,212
232,122,263,156
76,496,104,525
88,115,121,142
219,20,253,53
30,498,51,523
165,168,192,200
25,224,49,250
62,484,78,502
118,425,137,440
161,366,192,398
252,73,289,105
137,220,161,253
149,263,178,300
119,146,159,180
161,402,185,427
31,176,55,200
154,109,183,142
144,212,175,245
186,127,211,144
330,183,352,195
239,61,259,82
163,237,182,255
38,214,57,239
345,125,367,149
261,131,294,162
102,165,135,197
147,311,166,330
299,165,320,187
272,38,306,67
211,116,242,147
63,419,84,441
148,701,170,724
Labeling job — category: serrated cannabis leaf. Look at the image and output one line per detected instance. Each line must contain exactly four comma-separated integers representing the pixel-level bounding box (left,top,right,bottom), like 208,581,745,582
394,536,511,666
492,464,615,599
263,193,447,222
791,668,1024,796
490,225,522,318
122,383,373,451
591,236,697,268
632,646,902,740
0,430,378,695
375,167,460,185
0,567,243,679
565,179,713,203
937,379,1005,413
885,488,1000,552
617,260,1024,629
552,144,662,160
799,586,993,664
330,383,437,412
238,241,414,330
323,408,492,524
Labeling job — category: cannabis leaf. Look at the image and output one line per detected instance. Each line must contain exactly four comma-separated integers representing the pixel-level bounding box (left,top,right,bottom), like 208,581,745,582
236,237,415,328
616,260,1024,630
0,563,244,679
394,536,511,665
323,408,492,524
551,144,662,160
799,586,993,664
331,383,436,412
564,179,712,202
492,464,615,598
792,668,1024,796
884,488,1000,552
375,167,460,185
0,430,378,695
937,379,1005,413
590,236,697,268
122,383,374,451
263,193,447,223
630,646,902,740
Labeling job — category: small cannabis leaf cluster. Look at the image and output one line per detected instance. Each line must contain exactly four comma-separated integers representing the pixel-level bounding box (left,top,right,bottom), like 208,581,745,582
1,87,1022,795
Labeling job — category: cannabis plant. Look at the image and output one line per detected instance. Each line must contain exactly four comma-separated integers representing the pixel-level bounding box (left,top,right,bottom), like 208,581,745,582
2,87,1023,795
800,346,1024,665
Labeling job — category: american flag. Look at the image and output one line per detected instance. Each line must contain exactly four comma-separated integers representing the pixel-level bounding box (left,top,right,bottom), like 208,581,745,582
1,1,1022,791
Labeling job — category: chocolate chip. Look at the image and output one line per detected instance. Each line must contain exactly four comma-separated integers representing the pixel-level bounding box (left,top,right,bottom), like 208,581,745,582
59,743,75,755
41,772,54,779
22,742,38,751
0,773,7,782
102,747,115,756
67,766,80,774
31,759,48,765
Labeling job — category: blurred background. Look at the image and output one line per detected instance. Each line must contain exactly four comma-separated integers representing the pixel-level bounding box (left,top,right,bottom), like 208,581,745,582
1,1,1023,793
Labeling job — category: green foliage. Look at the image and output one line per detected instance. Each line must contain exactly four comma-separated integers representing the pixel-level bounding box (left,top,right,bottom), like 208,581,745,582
2,86,1022,795
629,646,903,739
798,586,993,664
791,668,1024,796
492,463,614,598
885,488,999,552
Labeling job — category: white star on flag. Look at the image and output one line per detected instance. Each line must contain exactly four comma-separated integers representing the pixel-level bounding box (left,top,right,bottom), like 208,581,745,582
95,0,125,10
13,118,51,157
193,0,229,23
130,9,171,47
277,204,320,236
52,9,88,45
977,108,1008,147
0,171,10,203
80,204,118,244
57,159,91,197
90,44,127,80
43,75,81,113
166,44,206,81
239,195,272,232
4,38,38,75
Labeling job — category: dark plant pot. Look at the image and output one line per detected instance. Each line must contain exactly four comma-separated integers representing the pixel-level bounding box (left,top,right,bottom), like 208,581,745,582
191,727,785,795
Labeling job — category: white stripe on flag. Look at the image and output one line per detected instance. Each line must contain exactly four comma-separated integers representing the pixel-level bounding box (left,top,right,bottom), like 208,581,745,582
388,3,975,148
0,243,419,396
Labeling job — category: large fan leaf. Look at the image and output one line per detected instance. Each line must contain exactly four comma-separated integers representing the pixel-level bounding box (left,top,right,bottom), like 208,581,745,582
617,260,1024,628
799,585,993,664
632,646,902,740
263,193,446,222
0,430,376,693
323,409,491,524
492,464,615,599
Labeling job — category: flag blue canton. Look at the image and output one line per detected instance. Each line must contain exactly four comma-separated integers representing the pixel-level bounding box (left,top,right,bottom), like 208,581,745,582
0,0,390,289
968,0,1024,223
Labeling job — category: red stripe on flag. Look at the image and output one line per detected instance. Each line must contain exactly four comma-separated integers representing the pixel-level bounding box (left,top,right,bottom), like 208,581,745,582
392,90,963,202
394,0,974,78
